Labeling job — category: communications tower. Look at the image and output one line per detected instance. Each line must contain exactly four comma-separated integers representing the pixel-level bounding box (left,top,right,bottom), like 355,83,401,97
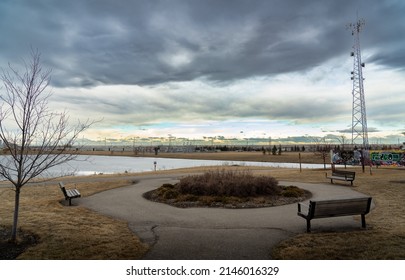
348,18,369,149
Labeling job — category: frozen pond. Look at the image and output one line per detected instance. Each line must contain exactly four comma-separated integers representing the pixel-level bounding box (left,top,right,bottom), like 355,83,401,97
0,155,329,179
44,155,327,177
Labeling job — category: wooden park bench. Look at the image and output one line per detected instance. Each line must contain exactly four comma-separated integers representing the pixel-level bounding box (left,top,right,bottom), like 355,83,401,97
59,182,81,206
297,197,372,232
326,170,356,186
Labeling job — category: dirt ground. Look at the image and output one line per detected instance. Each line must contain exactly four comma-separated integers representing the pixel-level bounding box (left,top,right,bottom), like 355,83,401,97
1,151,404,259
73,150,331,164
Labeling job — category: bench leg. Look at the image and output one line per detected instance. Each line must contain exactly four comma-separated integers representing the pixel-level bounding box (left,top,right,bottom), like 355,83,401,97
68,198,72,206
306,219,311,233
361,214,366,228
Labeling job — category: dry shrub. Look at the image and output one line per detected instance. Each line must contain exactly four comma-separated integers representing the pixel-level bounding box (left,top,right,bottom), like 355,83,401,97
281,186,306,197
161,183,175,189
176,194,199,202
162,189,179,199
177,169,280,197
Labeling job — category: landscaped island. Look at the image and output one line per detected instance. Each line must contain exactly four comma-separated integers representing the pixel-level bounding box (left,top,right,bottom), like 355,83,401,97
144,169,311,208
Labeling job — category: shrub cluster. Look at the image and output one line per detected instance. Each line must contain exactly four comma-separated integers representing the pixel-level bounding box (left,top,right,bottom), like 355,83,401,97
281,186,306,197
176,169,281,197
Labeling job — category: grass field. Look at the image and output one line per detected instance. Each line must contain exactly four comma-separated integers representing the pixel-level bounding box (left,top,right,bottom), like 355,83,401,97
0,179,149,259
1,151,404,259
268,166,405,259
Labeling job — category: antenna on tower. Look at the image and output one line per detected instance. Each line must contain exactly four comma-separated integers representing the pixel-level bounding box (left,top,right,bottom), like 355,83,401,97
347,17,369,149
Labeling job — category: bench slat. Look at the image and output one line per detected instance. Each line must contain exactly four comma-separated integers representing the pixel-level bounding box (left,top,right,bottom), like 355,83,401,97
297,197,372,232
312,200,370,218
59,182,81,206
66,189,81,197
327,176,354,181
326,170,356,185
67,189,80,195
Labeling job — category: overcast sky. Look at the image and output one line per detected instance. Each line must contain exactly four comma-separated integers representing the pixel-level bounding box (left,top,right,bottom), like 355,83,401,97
0,0,404,144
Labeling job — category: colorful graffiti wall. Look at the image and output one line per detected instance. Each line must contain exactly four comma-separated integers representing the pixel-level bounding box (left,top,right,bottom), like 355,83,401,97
331,150,361,165
331,150,405,167
370,150,405,167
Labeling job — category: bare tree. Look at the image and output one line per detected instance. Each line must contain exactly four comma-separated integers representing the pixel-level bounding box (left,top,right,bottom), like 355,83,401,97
0,50,92,242
311,136,330,170
336,134,348,151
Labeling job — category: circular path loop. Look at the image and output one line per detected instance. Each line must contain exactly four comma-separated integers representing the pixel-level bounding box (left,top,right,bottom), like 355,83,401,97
78,174,371,260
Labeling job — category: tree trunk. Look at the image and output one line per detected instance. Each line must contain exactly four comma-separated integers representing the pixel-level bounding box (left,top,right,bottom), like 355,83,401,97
10,187,21,243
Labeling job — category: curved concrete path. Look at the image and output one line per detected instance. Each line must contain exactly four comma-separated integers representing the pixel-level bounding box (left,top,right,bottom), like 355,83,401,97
79,174,371,259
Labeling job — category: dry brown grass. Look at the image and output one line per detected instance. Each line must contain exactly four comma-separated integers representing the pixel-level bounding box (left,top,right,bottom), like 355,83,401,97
73,150,328,164
160,157,405,259
151,151,322,163
1,151,404,259
270,166,405,259
176,169,280,197
0,180,148,259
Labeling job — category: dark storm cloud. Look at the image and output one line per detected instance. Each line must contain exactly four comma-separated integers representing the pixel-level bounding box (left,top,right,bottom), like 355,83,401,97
1,0,404,88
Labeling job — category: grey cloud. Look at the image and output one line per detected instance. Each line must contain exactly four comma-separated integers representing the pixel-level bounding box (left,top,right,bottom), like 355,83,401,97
337,128,353,133
52,84,350,128
1,0,404,88
337,127,381,134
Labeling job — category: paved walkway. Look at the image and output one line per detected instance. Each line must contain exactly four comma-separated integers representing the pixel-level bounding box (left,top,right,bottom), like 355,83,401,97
78,174,370,259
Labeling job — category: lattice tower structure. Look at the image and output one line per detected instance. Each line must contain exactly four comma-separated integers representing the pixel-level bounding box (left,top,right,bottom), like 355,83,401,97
348,18,369,149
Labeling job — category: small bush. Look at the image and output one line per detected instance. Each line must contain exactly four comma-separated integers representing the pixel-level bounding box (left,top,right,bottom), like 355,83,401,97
176,169,280,197
161,183,174,189
163,189,179,199
146,169,310,208
281,186,305,197
176,194,199,202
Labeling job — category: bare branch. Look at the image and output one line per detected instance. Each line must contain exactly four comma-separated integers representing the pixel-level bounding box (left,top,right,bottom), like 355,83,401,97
0,49,94,242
